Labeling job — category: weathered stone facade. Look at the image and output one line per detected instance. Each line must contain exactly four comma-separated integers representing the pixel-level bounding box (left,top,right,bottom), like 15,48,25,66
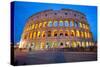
19,9,94,50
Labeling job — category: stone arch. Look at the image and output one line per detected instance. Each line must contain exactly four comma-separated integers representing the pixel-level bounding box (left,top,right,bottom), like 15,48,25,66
76,30,80,37
65,41,70,47
53,21,58,27
46,42,52,48
53,30,57,37
32,24,34,29
29,32,33,39
39,23,42,28
43,21,47,27
59,20,63,26
81,31,84,38
47,31,51,37
86,41,89,47
65,20,69,27
70,20,74,27
70,30,75,36
33,31,36,38
48,21,52,27
71,41,77,48
35,24,38,29
79,22,82,28
59,30,63,37
84,32,87,38
82,41,85,47
65,30,69,36
77,41,81,47
74,21,78,27
42,31,45,37
37,31,41,37
60,42,63,46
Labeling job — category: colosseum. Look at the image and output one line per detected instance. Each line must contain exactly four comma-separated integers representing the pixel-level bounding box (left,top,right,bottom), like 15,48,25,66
19,9,95,50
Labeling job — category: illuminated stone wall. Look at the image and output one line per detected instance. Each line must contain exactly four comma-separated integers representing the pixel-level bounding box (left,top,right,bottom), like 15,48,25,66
19,9,94,50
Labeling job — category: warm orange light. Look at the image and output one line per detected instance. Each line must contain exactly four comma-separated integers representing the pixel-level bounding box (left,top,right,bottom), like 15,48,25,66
39,23,42,28
71,30,75,36
79,23,82,28
76,30,80,37
32,24,34,29
43,22,47,27
34,32,36,38
81,31,84,38
85,32,87,38
82,42,85,47
37,31,40,37
35,24,38,29
72,41,76,48
42,31,45,37
30,32,33,39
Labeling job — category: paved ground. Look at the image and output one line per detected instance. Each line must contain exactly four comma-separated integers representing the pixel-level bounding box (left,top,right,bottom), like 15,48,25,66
14,50,97,66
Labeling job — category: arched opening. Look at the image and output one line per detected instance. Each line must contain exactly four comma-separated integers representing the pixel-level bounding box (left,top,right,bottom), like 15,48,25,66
42,31,45,37
54,21,58,27
65,20,69,27
53,30,57,37
82,41,85,47
59,20,63,26
48,21,52,27
65,30,69,36
33,32,36,38
35,24,38,29
79,22,82,28
86,41,89,47
70,20,73,27
65,41,70,47
43,22,47,27
60,33,63,36
77,41,81,47
48,31,51,37
53,42,58,48
85,32,87,38
81,31,84,38
71,30,75,36
76,30,80,37
60,42,63,46
32,24,34,29
39,23,42,28
46,42,52,48
37,31,41,37
29,32,33,39
74,21,78,27
59,30,63,37
72,41,77,48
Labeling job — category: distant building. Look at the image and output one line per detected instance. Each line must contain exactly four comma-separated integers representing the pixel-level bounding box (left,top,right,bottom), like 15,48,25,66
19,9,95,50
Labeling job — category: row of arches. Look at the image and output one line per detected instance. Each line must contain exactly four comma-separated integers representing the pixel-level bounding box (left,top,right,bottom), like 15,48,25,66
25,20,89,31
20,41,94,49
23,29,92,40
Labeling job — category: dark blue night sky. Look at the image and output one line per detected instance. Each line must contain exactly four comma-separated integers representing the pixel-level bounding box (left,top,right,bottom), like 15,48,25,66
13,1,97,43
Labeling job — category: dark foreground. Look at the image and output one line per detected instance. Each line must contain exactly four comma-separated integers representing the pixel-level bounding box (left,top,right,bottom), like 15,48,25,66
13,48,97,66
